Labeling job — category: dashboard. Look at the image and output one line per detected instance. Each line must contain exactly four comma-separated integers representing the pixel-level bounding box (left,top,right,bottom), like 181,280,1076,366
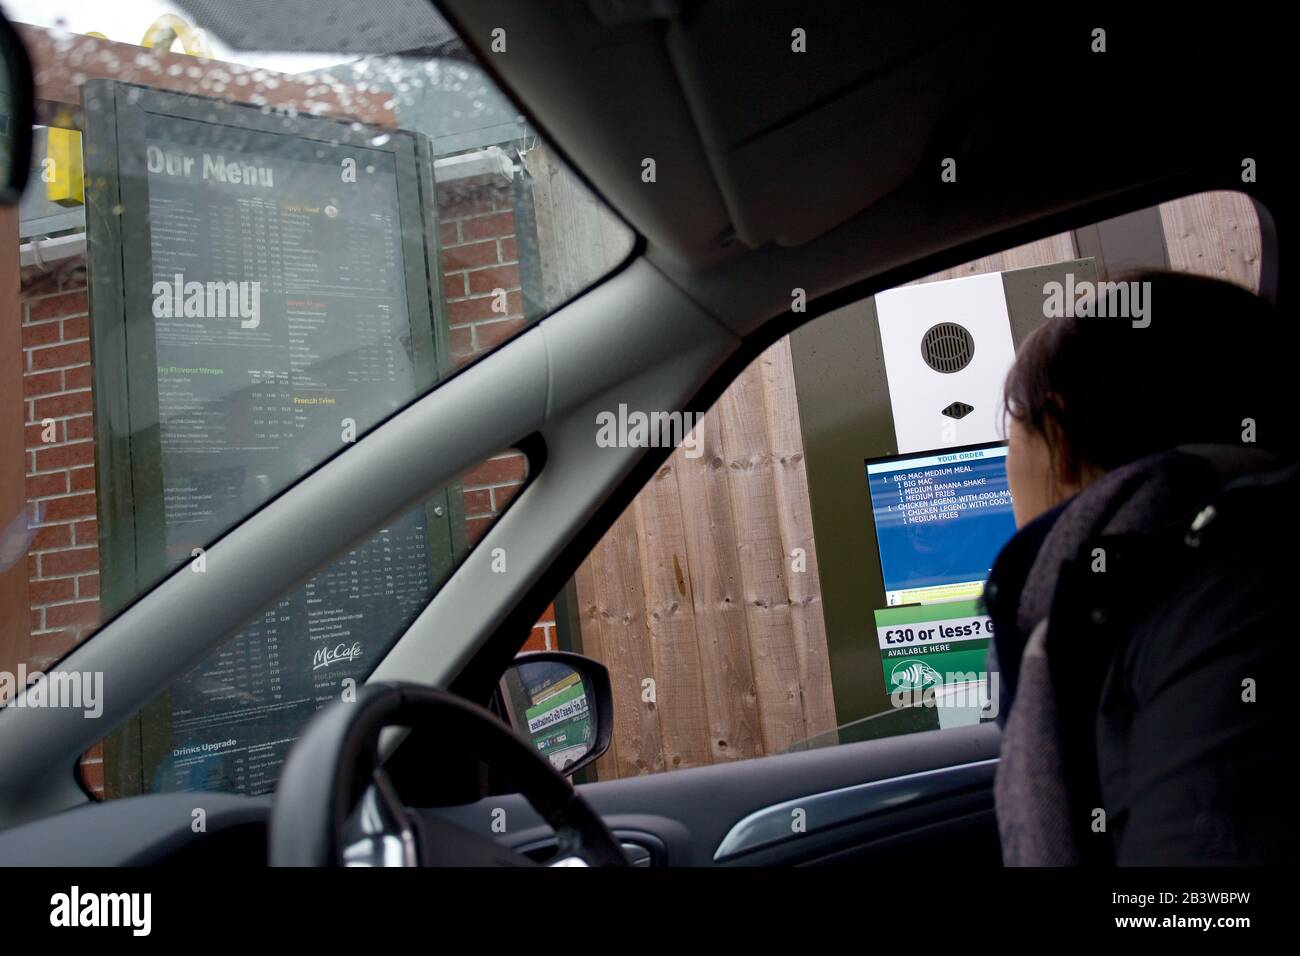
0,792,271,866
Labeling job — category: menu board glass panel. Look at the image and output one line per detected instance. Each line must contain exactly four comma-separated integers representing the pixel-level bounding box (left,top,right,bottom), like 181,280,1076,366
83,81,460,796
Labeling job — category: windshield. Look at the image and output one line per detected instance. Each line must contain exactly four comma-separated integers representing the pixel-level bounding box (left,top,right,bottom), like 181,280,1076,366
0,0,632,691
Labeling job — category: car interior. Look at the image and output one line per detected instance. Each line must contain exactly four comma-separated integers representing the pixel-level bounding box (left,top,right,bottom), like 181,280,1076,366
0,1,1285,867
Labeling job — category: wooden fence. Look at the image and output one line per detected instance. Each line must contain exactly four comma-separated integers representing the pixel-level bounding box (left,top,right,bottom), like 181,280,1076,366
572,337,837,777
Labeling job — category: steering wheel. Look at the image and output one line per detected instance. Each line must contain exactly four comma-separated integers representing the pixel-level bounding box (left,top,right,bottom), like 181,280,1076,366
269,682,628,866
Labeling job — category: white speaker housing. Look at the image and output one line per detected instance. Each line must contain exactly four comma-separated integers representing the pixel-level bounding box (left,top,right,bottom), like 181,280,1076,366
875,271,1017,453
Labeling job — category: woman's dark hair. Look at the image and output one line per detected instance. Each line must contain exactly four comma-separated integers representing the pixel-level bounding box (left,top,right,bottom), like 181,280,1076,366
1003,269,1294,482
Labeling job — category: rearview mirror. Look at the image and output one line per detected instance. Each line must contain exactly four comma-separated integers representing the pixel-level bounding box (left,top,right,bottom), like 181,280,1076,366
496,652,613,777
0,12,34,204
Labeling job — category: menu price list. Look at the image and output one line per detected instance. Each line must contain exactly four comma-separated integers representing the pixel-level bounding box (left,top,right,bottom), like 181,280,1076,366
151,511,435,795
134,113,437,796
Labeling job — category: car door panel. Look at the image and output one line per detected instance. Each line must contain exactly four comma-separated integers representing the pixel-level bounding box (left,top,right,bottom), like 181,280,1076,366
424,722,999,865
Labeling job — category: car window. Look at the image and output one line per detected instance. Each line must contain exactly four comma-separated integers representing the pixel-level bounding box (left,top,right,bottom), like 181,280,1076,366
79,449,528,798
1,2,632,687
545,190,1268,780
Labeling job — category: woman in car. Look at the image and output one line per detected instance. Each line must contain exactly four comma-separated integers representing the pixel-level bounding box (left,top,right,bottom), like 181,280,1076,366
987,268,1297,865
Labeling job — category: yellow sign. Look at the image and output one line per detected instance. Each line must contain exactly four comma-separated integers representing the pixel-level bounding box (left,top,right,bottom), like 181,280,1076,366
45,129,84,207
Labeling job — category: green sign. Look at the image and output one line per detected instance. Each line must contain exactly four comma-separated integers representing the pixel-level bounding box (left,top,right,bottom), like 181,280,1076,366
874,598,995,725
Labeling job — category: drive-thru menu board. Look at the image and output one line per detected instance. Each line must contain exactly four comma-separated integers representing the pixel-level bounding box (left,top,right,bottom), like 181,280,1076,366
84,81,461,796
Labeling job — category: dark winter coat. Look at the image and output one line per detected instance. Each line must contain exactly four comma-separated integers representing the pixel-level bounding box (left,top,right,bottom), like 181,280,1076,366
985,444,1297,865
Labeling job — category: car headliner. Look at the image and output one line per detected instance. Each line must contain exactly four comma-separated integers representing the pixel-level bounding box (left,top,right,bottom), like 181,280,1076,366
438,1,1282,333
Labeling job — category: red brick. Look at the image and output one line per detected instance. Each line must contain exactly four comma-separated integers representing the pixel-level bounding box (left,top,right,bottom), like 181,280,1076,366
40,547,99,577
74,519,98,546
79,759,105,794
26,291,88,323
33,392,93,419
461,211,514,243
461,488,493,516
26,420,62,447
40,548,99,577
448,296,505,324
538,603,557,625
476,316,526,350
495,481,523,512
22,370,62,398
78,574,100,599
500,237,518,262
69,467,97,493
448,326,473,356
31,524,73,550
65,365,93,389
441,239,499,272
28,578,75,604
41,494,97,523
467,264,521,296
520,627,547,652
27,472,68,499
21,320,62,349
66,416,94,440
442,272,466,299
44,601,101,630
438,220,459,245
30,628,81,659
34,441,95,471
465,515,492,545
30,341,91,370
464,454,527,487
62,316,90,340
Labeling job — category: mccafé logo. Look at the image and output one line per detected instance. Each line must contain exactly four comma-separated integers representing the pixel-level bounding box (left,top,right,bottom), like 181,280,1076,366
312,641,362,671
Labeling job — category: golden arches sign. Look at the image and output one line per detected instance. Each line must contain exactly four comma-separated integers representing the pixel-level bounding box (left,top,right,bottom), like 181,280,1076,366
140,14,213,57
46,15,211,206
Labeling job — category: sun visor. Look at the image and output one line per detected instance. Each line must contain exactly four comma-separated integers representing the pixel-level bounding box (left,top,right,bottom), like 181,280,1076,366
664,3,994,247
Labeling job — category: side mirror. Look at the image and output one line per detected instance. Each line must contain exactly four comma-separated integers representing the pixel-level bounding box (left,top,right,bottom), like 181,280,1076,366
0,13,34,204
496,651,613,777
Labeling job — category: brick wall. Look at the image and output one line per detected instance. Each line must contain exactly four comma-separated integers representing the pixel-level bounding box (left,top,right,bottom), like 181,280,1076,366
436,176,552,653
19,259,101,672
437,177,526,369
17,258,105,795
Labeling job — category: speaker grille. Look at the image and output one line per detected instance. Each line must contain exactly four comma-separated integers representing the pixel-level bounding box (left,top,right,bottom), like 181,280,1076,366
941,401,974,420
920,322,975,373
